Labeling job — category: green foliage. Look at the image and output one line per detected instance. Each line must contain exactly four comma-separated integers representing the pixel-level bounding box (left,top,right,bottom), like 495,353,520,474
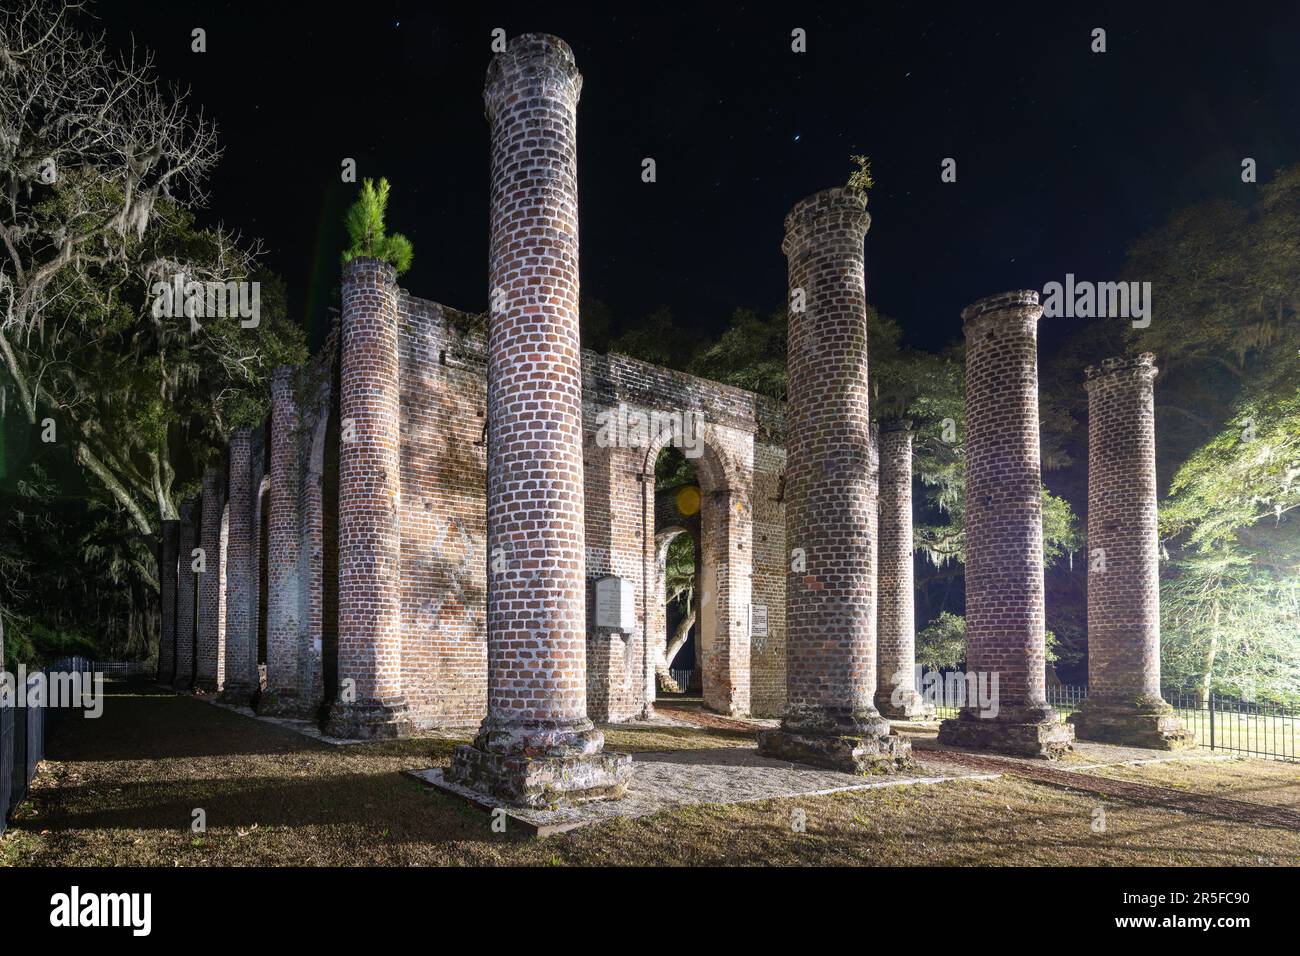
915,612,1062,672
916,612,966,670
847,154,875,193
1161,552,1300,707
342,178,414,275
608,306,704,371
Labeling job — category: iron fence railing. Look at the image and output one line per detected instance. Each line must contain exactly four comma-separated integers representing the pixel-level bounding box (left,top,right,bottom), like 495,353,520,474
47,656,151,678
667,669,696,692
1,673,48,835
928,679,1297,761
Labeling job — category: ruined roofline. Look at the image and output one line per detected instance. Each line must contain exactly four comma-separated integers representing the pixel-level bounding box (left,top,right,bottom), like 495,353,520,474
394,287,789,444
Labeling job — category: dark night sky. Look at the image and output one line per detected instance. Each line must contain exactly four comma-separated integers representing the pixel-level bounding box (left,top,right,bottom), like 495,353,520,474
95,1,1300,357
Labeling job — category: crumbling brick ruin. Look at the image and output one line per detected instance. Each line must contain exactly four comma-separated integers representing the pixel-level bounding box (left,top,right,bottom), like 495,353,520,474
1069,354,1192,749
155,33,1185,790
937,291,1076,758
757,187,910,773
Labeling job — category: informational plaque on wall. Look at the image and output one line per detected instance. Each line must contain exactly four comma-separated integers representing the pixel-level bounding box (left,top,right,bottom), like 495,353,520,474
751,604,768,637
594,575,636,632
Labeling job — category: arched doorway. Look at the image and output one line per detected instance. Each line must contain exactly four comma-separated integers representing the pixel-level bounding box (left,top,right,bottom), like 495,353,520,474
643,429,752,716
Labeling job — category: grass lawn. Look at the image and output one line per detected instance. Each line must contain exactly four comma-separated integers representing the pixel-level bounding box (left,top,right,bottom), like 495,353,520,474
2,681,1296,867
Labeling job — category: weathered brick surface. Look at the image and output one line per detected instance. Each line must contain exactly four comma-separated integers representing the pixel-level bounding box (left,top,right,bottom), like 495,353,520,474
1070,353,1191,749
759,186,909,773
396,297,488,729
938,291,1073,757
326,258,409,738
173,503,198,690
157,520,179,684
875,421,933,718
258,367,311,716
446,34,632,805
194,466,226,693
749,439,786,717
220,429,257,704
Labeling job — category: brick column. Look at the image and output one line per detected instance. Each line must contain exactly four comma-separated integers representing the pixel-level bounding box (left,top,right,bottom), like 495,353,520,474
758,187,910,773
157,519,180,684
173,503,198,690
1069,354,1192,748
258,367,313,717
194,465,226,693
938,291,1074,757
446,33,630,807
875,421,934,719
324,260,409,738
219,429,257,704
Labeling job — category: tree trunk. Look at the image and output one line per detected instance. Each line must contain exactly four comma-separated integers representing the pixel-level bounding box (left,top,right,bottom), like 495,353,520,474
654,607,696,693
1199,600,1221,707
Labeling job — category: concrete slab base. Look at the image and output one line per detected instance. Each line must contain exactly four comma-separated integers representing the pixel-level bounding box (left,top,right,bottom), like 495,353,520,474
408,746,997,836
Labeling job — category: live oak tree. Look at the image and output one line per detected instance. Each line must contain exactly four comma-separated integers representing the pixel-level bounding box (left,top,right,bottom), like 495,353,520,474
1045,165,1300,704
0,4,305,661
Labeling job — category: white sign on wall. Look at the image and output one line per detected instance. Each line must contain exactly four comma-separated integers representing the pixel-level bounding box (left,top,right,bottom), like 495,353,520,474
594,575,636,632
752,604,768,637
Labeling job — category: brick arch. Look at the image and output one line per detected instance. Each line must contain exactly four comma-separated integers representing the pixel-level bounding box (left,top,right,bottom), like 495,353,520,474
652,524,696,693
641,425,752,716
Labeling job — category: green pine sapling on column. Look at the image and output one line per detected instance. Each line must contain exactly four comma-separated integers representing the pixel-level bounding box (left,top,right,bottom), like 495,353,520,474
341,177,414,274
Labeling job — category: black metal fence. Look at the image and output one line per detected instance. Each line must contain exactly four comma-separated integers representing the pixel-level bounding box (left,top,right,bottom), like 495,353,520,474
931,680,1297,761
1,672,48,836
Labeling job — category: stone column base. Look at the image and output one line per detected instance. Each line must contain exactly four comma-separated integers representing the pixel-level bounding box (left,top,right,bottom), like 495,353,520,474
1068,698,1194,750
217,682,258,707
325,697,411,740
938,707,1075,758
255,688,319,720
757,727,913,774
875,690,937,721
445,745,633,809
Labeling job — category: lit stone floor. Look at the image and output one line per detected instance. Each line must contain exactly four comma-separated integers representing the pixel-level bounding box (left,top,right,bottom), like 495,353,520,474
408,747,1000,836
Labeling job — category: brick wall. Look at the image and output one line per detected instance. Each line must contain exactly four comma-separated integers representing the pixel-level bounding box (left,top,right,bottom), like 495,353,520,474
396,296,488,729
221,428,256,702
173,503,197,689
194,466,226,693
259,366,307,714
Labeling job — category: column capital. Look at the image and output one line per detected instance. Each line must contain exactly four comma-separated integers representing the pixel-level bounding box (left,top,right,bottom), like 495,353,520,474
961,289,1042,330
781,187,871,258
484,33,583,125
1084,352,1158,390
342,255,397,290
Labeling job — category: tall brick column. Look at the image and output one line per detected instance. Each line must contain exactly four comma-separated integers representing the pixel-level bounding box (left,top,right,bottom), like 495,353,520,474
757,187,910,773
325,260,409,738
219,429,257,704
1069,354,1191,748
173,503,198,690
157,519,180,684
194,465,226,693
258,367,313,717
446,34,630,806
875,421,934,719
938,291,1074,757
